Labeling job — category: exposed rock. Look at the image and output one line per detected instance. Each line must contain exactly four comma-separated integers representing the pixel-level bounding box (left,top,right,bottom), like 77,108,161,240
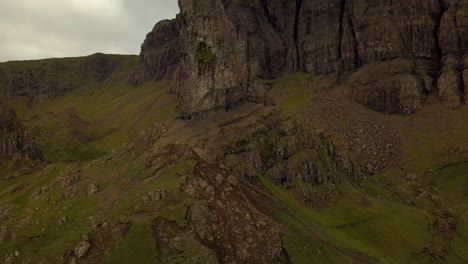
87,184,99,195
438,0,468,108
128,20,180,86
0,204,14,222
406,173,417,181
59,216,69,225
188,203,217,241
153,218,220,263
0,101,45,166
74,240,91,258
347,59,426,114
189,204,216,224
227,175,239,187
438,69,463,108
56,171,81,188
4,255,14,264
215,174,224,185
455,143,468,154
0,226,10,243
134,0,466,116
223,112,361,207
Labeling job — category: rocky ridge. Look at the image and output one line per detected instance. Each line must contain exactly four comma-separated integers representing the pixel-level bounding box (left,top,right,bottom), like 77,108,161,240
131,0,467,117
0,53,137,98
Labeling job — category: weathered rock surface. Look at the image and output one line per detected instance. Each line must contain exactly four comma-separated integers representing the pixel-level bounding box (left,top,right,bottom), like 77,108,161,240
0,53,136,98
128,20,180,86
74,240,91,258
222,111,362,207
134,0,467,116
0,101,45,166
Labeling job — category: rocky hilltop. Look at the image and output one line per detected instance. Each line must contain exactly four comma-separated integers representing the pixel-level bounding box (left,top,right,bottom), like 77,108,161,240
131,0,467,117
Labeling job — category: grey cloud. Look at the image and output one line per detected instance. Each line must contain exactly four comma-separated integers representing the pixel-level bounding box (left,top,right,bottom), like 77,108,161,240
0,0,179,62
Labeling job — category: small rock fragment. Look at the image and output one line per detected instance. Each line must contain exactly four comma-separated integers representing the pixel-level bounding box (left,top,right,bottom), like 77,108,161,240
215,174,224,185
74,240,91,258
227,175,239,187
87,184,99,195
406,173,417,181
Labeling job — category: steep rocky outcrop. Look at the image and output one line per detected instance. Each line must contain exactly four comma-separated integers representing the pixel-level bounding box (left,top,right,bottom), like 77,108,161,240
128,20,180,86
222,111,362,207
438,0,468,107
134,0,467,117
0,53,137,98
0,101,45,167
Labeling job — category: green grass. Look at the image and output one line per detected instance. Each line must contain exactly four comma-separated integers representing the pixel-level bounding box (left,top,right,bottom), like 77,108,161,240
196,44,217,70
105,218,158,264
397,107,468,175
0,151,198,263
9,81,176,162
260,176,430,263
436,162,468,262
269,73,329,116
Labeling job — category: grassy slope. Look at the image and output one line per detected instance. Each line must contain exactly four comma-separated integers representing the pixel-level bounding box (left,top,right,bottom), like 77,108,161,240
6,80,176,162
0,149,197,263
266,74,468,263
0,57,180,262
437,162,468,261
0,70,466,263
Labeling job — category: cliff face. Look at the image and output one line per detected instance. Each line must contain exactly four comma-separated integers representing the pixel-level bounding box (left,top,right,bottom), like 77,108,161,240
0,53,137,98
133,0,467,117
128,20,181,86
0,101,45,167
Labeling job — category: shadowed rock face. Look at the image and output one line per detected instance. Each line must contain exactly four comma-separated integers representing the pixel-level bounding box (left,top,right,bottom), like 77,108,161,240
0,101,45,166
133,0,467,117
128,20,181,86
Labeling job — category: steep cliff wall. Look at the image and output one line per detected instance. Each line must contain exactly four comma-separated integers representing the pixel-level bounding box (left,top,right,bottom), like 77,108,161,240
132,0,467,117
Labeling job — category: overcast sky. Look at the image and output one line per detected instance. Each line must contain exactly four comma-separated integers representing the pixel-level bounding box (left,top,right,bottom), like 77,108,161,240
0,0,179,62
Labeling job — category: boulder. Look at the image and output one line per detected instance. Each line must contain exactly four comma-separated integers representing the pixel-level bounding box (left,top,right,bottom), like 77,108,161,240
74,240,91,258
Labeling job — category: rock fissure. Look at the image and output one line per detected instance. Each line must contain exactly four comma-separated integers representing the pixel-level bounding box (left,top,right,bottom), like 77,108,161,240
434,0,446,83
337,0,346,60
347,12,360,68
293,0,303,71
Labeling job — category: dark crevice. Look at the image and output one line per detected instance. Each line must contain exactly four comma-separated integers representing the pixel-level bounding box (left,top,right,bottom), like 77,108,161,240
452,2,463,56
264,41,273,78
459,69,465,103
433,0,447,91
347,13,361,68
293,0,303,71
337,0,346,60
260,0,276,30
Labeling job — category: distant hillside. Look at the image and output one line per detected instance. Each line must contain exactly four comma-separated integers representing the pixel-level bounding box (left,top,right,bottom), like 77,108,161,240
0,53,138,98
